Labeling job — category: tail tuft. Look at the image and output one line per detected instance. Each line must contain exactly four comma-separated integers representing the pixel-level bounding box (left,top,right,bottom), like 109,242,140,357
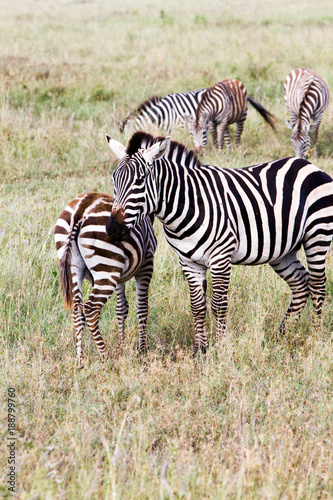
60,248,73,310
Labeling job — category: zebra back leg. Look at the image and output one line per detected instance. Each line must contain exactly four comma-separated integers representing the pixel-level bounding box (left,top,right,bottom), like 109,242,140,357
269,251,309,336
223,127,231,148
115,283,129,345
181,262,208,355
73,289,85,367
235,115,247,146
135,256,155,352
210,261,232,342
83,279,117,362
67,251,87,367
311,111,324,158
303,234,332,324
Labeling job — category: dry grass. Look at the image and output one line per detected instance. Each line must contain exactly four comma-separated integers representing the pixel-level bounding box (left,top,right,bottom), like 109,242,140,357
1,0,333,498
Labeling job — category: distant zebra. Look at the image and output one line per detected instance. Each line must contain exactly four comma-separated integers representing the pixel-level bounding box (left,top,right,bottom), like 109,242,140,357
106,132,333,355
188,79,275,152
285,68,329,158
54,192,157,366
118,88,207,134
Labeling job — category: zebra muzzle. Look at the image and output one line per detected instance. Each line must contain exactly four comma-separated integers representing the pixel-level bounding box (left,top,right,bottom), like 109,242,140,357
106,212,130,242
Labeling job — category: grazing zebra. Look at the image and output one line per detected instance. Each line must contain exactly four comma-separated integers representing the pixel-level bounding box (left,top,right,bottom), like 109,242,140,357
106,131,333,355
284,68,330,158
188,79,275,152
118,88,207,134
54,192,157,366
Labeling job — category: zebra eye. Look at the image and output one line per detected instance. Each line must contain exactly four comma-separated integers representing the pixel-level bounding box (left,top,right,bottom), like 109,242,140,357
135,177,145,186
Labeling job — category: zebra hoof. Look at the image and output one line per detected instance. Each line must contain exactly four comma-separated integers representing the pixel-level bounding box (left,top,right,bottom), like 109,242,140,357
99,352,110,363
192,345,207,357
264,330,282,344
138,344,148,354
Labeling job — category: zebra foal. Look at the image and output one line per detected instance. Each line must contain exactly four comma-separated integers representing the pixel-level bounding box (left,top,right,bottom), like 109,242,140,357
118,88,207,134
188,79,275,152
54,192,157,366
285,68,329,158
106,131,333,355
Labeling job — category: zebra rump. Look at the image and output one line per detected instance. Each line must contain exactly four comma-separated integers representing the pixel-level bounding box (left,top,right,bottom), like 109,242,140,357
284,68,329,158
106,131,333,356
54,192,157,366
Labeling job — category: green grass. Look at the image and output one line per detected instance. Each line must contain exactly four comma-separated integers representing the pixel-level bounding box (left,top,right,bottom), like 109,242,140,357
1,0,333,498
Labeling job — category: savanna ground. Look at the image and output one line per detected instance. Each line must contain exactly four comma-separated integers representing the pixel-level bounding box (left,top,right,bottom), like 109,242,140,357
1,0,333,498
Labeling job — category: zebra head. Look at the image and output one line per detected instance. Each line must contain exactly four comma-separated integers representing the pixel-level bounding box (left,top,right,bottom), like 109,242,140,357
291,120,310,158
105,133,171,241
187,113,209,153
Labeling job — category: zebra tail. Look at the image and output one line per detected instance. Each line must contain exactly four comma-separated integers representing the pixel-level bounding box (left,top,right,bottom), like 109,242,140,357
60,246,73,310
247,96,276,130
57,218,81,310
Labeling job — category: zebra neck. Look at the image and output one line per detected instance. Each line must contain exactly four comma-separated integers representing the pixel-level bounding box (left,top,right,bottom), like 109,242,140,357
153,161,229,242
153,162,198,232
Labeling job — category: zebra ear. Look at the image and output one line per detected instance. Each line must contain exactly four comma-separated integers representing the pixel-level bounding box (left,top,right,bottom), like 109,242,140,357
185,113,194,124
105,134,127,159
185,114,194,132
142,136,171,165
202,112,209,123
285,119,293,130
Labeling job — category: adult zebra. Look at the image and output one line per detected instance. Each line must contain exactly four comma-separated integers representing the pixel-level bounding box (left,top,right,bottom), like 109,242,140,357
118,88,207,134
285,68,329,158
188,79,275,152
54,192,157,366
106,132,333,355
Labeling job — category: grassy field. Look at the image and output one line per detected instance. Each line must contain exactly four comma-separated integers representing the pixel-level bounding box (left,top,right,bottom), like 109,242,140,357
1,0,333,498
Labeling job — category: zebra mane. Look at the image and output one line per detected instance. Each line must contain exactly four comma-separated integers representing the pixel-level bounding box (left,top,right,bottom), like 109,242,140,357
126,131,163,156
127,96,162,121
126,131,201,169
136,95,161,114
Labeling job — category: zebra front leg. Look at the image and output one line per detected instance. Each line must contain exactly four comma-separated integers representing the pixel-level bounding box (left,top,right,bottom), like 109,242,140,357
115,283,129,346
208,121,218,148
210,261,232,342
217,119,228,151
135,257,154,352
181,263,208,355
84,282,115,362
270,253,309,336
235,116,246,146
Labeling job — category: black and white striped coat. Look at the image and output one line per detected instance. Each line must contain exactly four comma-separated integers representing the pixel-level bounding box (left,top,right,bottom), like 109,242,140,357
106,132,333,355
54,192,156,366
188,79,275,152
284,68,330,158
118,88,206,134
